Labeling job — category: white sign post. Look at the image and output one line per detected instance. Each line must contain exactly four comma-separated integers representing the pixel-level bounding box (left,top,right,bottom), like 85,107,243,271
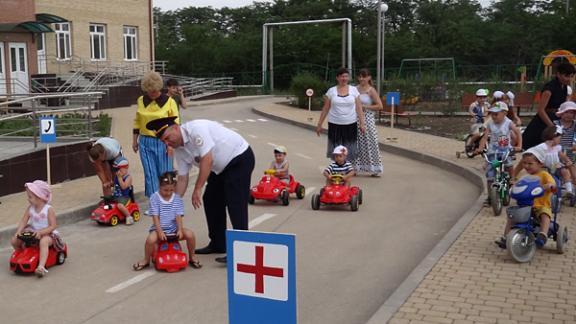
390,97,395,129
40,117,56,185
306,88,314,122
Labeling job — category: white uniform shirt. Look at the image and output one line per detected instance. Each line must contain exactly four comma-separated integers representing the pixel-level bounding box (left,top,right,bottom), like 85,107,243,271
325,85,360,125
95,137,122,160
174,120,249,175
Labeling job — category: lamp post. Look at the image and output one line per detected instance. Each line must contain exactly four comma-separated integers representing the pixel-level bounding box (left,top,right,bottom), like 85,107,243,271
376,2,388,95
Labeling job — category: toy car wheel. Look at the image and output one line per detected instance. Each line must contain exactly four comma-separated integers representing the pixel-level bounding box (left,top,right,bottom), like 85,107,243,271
281,190,289,206
556,225,568,254
350,195,359,212
358,189,363,205
506,228,536,263
56,251,66,265
489,186,502,216
110,215,119,226
311,194,320,210
132,211,141,222
248,194,254,205
296,185,305,199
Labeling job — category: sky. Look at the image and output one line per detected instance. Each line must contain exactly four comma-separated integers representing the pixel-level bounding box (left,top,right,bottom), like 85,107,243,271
154,0,494,11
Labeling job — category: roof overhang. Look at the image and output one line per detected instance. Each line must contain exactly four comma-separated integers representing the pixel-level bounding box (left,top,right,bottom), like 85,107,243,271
35,13,68,24
0,22,54,33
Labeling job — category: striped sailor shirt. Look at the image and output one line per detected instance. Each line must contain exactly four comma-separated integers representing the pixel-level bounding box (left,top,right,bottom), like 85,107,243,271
324,160,354,175
148,192,185,234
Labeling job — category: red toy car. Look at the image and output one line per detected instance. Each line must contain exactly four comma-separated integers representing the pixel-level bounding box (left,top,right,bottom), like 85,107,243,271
249,169,305,206
311,174,363,211
10,232,68,274
90,195,140,226
152,234,188,273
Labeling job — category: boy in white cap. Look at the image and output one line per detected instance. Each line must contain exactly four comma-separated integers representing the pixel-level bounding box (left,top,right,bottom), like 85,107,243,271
468,89,490,146
477,102,522,204
270,146,290,184
499,148,555,248
323,145,355,186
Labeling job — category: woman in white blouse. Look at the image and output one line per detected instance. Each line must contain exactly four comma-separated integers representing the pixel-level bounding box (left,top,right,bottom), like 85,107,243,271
316,67,366,160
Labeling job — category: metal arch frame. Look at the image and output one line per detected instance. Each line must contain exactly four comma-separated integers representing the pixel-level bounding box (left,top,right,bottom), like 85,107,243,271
262,18,353,91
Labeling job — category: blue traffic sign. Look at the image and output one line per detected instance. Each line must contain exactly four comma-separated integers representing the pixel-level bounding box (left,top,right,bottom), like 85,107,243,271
386,92,401,106
40,117,56,143
227,229,297,324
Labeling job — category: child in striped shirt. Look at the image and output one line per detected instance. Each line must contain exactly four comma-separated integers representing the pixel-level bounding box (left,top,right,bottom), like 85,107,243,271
324,145,356,186
555,101,576,190
133,171,201,270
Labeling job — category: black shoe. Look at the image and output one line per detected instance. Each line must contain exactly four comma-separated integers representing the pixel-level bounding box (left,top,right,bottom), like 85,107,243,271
215,256,227,264
494,237,506,249
195,245,226,254
535,232,548,248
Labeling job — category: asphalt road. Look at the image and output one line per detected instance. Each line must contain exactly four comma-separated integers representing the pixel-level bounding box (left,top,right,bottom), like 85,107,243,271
0,99,480,324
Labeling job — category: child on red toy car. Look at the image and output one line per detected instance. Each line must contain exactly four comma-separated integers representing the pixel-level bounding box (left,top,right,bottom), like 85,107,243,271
323,145,356,186
11,180,64,277
133,171,201,270
271,145,290,184
112,157,134,225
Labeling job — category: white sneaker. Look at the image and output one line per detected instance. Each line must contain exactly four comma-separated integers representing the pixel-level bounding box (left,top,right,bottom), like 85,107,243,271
564,182,573,195
126,216,134,225
144,210,150,216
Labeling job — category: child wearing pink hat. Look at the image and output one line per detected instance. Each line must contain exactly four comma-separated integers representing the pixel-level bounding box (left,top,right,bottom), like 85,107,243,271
11,180,61,277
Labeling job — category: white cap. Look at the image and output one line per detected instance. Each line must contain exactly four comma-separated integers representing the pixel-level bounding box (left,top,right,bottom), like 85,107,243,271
493,91,505,99
556,101,576,116
332,145,348,155
488,102,509,113
274,145,287,154
506,91,515,100
523,147,545,163
475,89,488,96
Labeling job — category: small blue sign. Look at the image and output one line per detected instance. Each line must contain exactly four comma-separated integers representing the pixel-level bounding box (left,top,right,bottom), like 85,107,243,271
227,229,296,324
386,92,401,106
39,117,56,143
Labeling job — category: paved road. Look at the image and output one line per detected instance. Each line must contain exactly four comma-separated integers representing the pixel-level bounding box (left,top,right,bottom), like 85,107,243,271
0,100,479,324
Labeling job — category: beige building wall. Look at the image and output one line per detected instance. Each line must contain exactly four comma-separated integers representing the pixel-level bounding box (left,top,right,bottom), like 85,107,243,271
35,0,152,74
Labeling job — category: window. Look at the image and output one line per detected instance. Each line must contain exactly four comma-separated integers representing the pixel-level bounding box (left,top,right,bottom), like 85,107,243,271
123,26,138,61
89,24,107,60
55,22,71,60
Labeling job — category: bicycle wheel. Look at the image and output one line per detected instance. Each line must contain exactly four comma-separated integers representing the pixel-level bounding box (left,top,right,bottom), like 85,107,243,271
506,228,536,263
464,135,475,158
502,184,511,207
556,225,568,254
489,186,502,216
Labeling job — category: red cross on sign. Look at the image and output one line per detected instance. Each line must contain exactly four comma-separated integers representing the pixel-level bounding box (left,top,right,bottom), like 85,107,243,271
237,245,284,294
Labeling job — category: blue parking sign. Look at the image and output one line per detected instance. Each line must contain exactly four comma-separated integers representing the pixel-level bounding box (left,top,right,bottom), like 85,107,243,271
386,92,400,106
227,230,297,324
40,117,56,143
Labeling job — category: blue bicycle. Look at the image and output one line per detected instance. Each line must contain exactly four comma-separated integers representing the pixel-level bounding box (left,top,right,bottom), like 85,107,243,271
504,176,569,263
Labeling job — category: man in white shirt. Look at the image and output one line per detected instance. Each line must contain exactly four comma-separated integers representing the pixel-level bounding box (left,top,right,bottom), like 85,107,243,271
146,116,255,263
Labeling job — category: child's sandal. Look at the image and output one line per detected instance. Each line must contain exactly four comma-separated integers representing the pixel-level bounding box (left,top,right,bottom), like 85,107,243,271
132,262,150,271
189,259,202,269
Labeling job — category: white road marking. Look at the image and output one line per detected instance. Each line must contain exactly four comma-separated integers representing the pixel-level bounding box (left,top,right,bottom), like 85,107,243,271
246,119,256,122
249,213,278,229
106,271,156,293
222,120,232,123
230,127,239,131
257,118,268,122
267,142,279,147
296,153,312,160
234,119,244,123
248,134,257,139
305,187,317,197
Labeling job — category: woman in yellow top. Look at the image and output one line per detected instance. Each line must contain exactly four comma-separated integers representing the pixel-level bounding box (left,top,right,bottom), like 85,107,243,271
133,71,180,197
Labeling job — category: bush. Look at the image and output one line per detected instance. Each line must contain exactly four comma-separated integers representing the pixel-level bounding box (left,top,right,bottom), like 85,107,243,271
289,72,329,110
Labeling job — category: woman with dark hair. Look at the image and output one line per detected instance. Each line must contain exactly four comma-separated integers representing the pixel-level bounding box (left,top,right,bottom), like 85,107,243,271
316,68,366,161
522,62,576,149
87,137,124,196
355,69,384,176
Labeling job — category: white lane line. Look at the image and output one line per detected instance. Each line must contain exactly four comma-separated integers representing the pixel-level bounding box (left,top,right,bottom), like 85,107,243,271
248,134,257,139
305,187,317,197
222,120,232,123
230,127,239,131
234,119,244,123
257,118,268,122
267,142,279,147
246,119,256,122
249,213,278,229
106,271,156,293
296,153,312,160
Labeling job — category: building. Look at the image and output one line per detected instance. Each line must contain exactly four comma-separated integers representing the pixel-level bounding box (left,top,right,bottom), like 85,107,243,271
0,0,153,97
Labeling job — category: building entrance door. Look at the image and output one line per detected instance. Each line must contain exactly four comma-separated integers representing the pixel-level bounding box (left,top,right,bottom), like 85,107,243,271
37,34,47,74
9,42,29,95
0,42,6,96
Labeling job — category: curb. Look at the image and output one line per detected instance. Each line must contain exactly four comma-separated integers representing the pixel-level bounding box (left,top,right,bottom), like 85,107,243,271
187,95,274,107
0,192,145,248
251,106,486,323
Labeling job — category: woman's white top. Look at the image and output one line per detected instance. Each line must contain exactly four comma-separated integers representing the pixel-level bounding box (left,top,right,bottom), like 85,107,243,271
325,85,360,125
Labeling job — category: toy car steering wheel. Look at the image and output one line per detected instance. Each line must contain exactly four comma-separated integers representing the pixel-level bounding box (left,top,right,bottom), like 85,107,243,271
264,169,276,176
331,174,344,184
17,231,37,244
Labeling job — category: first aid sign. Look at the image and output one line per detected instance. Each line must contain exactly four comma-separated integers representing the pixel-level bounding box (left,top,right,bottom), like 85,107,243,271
227,230,296,324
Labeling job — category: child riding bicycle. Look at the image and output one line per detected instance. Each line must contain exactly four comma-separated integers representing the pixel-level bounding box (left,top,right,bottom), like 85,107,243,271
468,89,490,148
